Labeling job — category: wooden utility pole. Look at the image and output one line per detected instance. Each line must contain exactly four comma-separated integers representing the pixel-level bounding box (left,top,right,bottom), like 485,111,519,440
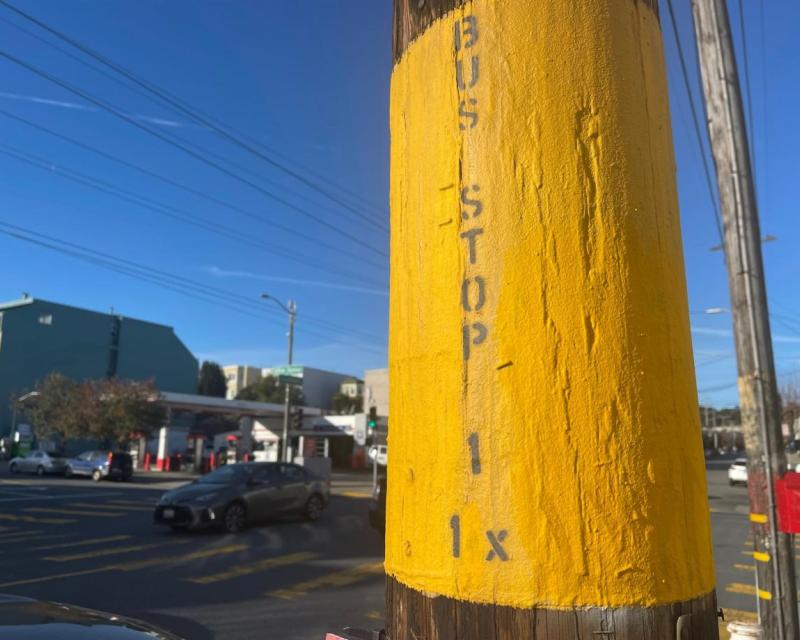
387,1,719,638
691,1,799,637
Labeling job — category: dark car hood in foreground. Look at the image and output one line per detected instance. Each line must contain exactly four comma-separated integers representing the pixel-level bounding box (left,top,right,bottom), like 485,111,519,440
0,594,183,639
162,481,235,504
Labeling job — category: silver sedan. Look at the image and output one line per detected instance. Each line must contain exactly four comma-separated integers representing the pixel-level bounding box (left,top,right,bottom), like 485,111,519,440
8,450,67,476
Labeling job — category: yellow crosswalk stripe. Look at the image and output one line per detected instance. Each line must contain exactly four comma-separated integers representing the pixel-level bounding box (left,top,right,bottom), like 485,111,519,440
68,502,153,512
44,539,190,562
721,608,757,621
0,513,75,525
268,562,384,600
726,583,756,596
0,529,39,539
0,543,248,588
340,491,371,499
734,563,755,571
114,544,249,572
33,535,132,551
187,551,317,584
25,507,123,518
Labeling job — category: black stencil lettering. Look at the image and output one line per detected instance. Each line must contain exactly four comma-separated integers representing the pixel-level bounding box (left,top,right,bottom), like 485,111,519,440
486,530,508,561
460,228,484,264
468,432,481,474
456,57,479,90
450,515,461,558
459,99,479,130
462,322,488,361
461,276,486,312
460,184,482,219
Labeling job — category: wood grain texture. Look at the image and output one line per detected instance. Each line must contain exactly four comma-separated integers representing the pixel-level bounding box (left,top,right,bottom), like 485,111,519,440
386,577,720,639
392,0,660,61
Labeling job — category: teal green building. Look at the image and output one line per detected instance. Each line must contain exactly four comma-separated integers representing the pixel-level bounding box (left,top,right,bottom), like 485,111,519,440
0,295,198,436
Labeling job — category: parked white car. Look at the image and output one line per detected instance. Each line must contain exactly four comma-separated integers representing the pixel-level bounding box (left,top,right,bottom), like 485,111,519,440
8,450,67,476
728,458,748,486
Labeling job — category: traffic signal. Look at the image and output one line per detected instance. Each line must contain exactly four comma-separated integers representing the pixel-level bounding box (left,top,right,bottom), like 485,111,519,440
292,407,304,430
368,406,377,431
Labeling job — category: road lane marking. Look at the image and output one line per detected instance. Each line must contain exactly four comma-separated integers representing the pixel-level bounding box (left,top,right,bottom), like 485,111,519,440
68,502,153,512
44,539,190,562
0,543,249,588
114,543,249,572
25,507,124,518
186,551,317,584
721,608,757,621
0,528,35,539
0,513,75,524
734,563,755,571
0,491,119,503
33,535,132,551
339,491,371,499
726,583,757,596
267,562,384,600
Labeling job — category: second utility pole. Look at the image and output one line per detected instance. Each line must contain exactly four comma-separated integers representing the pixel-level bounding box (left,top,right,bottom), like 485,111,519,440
691,0,798,637
282,300,296,462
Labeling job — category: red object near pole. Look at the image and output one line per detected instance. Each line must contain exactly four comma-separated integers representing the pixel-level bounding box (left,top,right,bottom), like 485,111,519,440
143,452,151,471
776,472,800,533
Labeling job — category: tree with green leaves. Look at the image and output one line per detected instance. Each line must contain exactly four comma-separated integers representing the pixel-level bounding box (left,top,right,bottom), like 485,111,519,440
236,375,304,404
83,378,166,446
27,375,165,447
197,361,228,397
330,392,363,415
23,372,83,442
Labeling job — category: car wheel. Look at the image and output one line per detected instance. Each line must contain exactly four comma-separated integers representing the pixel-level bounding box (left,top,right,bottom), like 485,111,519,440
223,502,247,533
91,469,103,482
304,494,324,521
36,465,45,477
64,466,73,478
729,479,735,486
9,462,17,474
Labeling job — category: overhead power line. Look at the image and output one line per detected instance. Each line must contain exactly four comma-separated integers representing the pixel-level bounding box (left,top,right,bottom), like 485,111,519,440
664,0,724,244
736,0,758,196
0,220,387,349
0,108,387,273
0,0,389,233
0,142,386,289
0,48,389,259
0,15,387,232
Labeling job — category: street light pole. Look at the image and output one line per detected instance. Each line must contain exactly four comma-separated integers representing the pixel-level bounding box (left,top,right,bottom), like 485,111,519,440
261,294,297,463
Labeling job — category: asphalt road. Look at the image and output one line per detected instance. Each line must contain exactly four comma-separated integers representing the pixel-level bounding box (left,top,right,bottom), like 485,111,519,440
0,460,779,639
0,465,384,640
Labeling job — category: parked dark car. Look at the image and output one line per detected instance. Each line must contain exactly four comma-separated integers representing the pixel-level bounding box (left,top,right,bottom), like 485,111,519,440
368,476,386,534
64,450,133,481
154,462,330,533
0,593,183,639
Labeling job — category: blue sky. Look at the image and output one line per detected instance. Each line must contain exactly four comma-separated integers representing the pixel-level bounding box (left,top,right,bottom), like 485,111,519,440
0,1,796,408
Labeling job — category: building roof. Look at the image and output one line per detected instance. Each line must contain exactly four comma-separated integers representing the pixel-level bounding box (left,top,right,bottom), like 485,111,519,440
0,296,35,312
159,391,322,417
0,295,178,330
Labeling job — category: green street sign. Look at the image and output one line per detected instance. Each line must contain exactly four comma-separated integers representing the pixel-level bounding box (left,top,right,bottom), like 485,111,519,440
279,374,303,386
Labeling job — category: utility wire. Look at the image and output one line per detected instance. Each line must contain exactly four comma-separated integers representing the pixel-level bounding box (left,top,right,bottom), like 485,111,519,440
0,108,387,272
0,0,389,233
736,0,758,197
0,16,388,232
0,220,387,349
664,0,724,244
0,48,389,259
0,143,386,289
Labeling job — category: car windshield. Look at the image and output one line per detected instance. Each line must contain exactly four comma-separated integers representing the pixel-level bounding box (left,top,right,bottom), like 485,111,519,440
196,465,248,484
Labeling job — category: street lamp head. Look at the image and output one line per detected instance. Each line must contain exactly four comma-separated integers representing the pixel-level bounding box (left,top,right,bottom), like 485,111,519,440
705,307,729,315
260,293,270,300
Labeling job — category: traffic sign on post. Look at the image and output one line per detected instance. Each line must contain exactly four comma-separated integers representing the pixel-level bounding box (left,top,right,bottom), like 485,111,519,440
278,374,303,386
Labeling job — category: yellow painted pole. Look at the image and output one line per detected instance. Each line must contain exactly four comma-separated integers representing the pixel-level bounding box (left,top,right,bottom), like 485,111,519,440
387,0,719,636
